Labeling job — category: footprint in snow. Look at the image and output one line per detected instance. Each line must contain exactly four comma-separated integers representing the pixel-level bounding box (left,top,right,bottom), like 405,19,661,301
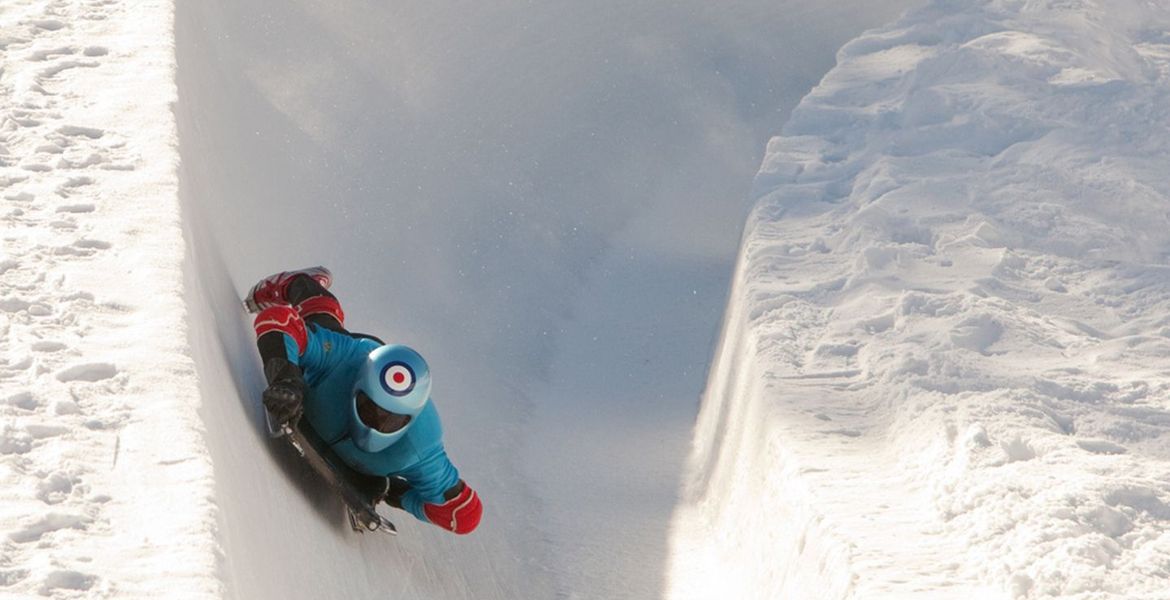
0,298,32,313
0,174,30,188
29,20,66,32
0,569,30,587
8,512,91,544
55,176,96,197
36,471,78,505
30,340,67,352
40,570,96,594
55,362,117,383
25,423,71,440
60,176,95,187
1103,486,1170,519
74,239,110,250
1076,439,1127,455
5,392,39,411
27,46,75,61
56,125,104,139
56,203,95,214
54,246,95,257
37,60,99,79
1000,437,1036,462
53,239,111,257
0,426,33,455
58,152,107,169
950,315,1003,353
52,398,81,416
9,111,41,127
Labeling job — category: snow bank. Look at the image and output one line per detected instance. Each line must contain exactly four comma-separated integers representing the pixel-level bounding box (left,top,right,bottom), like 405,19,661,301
666,1,1170,597
0,0,219,597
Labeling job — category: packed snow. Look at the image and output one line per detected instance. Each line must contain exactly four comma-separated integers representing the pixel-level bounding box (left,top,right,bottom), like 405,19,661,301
0,0,218,597
666,0,1170,598
7,0,1170,598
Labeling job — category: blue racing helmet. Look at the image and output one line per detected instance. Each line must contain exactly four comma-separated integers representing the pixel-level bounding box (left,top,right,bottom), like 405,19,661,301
349,344,431,452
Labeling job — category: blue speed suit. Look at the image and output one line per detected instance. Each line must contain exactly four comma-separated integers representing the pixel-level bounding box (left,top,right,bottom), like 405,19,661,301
252,273,481,533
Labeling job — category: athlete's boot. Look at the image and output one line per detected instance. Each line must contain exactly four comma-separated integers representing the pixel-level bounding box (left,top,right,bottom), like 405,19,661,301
244,266,333,313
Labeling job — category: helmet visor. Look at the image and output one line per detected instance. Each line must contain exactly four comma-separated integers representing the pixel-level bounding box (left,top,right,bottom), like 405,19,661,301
355,390,412,434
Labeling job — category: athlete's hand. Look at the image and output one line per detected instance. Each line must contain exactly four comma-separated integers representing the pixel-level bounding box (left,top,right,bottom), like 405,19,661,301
262,358,306,425
383,476,412,509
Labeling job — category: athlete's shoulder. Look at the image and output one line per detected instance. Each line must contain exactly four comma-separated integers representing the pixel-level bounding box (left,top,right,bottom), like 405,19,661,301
307,325,380,354
404,401,443,448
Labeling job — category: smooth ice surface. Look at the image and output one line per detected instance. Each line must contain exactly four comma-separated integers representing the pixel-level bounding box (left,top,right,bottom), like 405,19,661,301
174,1,916,599
666,1,1170,598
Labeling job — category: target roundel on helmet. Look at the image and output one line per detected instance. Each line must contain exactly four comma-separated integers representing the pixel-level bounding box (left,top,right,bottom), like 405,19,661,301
380,362,416,396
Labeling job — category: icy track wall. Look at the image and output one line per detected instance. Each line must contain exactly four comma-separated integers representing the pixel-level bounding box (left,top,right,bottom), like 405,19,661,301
667,1,1170,598
171,0,923,598
173,4,542,600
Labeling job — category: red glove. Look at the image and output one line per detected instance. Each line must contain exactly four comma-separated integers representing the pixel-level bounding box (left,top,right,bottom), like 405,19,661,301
254,305,307,353
424,481,482,535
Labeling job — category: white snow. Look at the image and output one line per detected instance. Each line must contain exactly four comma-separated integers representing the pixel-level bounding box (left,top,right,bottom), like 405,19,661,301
8,0,1170,597
0,0,218,597
666,0,1170,598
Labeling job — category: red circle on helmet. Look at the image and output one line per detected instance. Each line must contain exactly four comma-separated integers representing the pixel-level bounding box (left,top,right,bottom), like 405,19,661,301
381,362,415,396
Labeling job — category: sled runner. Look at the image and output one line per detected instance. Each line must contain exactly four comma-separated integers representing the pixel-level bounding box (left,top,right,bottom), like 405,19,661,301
266,411,397,535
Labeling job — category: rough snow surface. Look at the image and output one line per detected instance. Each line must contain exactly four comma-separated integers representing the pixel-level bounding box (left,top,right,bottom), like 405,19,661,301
12,0,1170,597
0,0,219,598
667,0,1170,598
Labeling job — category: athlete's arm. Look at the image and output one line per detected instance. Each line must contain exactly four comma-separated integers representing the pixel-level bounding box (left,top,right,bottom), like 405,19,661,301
253,305,310,425
393,448,483,534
